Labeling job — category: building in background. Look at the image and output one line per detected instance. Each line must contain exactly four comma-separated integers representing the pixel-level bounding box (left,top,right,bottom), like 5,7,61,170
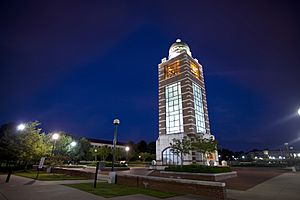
88,138,126,149
156,39,218,165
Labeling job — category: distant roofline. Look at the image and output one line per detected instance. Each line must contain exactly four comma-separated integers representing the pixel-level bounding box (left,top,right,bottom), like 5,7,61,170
87,137,126,146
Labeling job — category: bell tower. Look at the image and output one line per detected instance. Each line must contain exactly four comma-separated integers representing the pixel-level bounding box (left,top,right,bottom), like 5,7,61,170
156,39,217,165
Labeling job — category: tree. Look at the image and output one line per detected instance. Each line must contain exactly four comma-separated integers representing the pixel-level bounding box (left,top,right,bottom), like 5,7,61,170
46,132,71,166
98,145,111,161
126,140,138,160
18,121,52,169
0,122,53,169
218,148,234,160
114,148,124,162
125,148,135,161
91,146,100,161
75,137,92,161
169,136,192,166
52,132,73,157
147,141,156,154
139,152,154,162
0,123,20,165
136,140,147,153
192,135,217,164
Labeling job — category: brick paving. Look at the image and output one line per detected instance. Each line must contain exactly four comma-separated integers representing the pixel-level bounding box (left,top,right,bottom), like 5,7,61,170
224,167,285,191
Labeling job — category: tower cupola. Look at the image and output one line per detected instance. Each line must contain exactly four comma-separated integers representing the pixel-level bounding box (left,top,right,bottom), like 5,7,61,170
168,39,192,59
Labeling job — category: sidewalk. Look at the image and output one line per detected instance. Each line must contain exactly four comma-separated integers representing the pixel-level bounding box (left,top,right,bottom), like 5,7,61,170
227,172,300,200
0,175,205,200
2,172,299,200
0,175,104,200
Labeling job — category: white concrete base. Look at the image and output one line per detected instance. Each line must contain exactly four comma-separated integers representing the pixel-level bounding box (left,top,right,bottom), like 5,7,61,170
156,133,218,165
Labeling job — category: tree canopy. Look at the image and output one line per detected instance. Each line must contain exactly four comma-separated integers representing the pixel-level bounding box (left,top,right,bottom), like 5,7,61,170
169,136,192,166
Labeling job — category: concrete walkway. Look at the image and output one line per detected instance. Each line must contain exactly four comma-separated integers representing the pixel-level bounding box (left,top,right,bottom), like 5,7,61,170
227,172,300,200
1,172,300,200
0,175,104,200
0,175,205,200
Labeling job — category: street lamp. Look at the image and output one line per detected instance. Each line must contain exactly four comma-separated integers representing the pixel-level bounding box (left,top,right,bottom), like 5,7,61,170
70,141,77,147
112,119,120,171
17,123,25,131
52,133,60,140
298,108,300,116
94,148,98,161
125,146,130,163
51,133,60,155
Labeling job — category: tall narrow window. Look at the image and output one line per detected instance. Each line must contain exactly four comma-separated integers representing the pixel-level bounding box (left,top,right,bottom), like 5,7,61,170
190,62,200,79
165,60,180,79
165,82,183,134
192,83,206,133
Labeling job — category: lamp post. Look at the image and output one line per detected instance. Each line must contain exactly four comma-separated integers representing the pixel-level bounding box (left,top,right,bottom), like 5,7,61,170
112,119,120,171
51,133,60,156
125,146,130,164
6,123,26,183
94,149,98,161
298,108,300,116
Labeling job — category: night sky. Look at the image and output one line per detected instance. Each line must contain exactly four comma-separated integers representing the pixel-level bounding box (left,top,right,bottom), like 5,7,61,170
1,1,300,151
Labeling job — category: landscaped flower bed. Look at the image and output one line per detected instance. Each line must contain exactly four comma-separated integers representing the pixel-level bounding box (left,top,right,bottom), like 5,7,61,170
165,164,231,173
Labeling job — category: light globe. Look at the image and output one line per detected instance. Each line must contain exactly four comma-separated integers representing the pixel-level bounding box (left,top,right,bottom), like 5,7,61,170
70,141,77,147
17,124,25,131
113,119,120,125
52,133,60,140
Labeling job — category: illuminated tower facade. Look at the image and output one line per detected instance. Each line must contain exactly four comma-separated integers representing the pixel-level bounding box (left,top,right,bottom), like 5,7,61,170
156,39,217,165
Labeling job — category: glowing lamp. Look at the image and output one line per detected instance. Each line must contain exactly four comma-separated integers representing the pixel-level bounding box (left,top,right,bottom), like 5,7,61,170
17,124,25,131
52,133,60,140
70,141,77,147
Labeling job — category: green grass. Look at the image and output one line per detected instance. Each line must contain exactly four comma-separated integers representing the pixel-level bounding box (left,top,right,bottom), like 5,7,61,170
165,164,232,173
65,183,179,198
14,171,88,181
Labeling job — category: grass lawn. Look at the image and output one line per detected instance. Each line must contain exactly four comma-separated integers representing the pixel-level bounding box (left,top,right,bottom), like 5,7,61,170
65,183,179,198
15,171,88,181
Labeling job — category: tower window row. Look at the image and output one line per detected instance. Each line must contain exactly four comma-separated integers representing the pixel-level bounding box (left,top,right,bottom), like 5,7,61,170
163,60,201,80
165,82,184,134
192,82,206,133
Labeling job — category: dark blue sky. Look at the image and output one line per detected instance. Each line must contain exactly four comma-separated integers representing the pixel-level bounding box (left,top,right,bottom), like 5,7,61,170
1,0,300,151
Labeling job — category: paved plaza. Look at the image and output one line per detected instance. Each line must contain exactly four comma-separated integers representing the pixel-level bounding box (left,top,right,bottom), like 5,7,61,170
227,172,300,200
0,169,300,200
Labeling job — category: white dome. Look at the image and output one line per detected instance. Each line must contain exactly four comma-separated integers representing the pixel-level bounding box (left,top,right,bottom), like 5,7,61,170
168,39,192,59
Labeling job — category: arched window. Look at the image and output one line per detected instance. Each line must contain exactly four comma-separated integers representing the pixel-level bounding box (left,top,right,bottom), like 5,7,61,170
162,147,182,165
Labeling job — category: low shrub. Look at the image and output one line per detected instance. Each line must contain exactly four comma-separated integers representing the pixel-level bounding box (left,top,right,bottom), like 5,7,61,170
165,164,231,173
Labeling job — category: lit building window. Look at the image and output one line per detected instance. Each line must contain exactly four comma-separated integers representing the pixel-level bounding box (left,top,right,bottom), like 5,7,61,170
165,82,184,134
162,147,181,165
165,60,180,79
190,62,200,79
192,83,206,133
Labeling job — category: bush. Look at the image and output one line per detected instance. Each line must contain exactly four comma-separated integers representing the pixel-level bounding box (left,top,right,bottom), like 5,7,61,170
165,164,231,173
